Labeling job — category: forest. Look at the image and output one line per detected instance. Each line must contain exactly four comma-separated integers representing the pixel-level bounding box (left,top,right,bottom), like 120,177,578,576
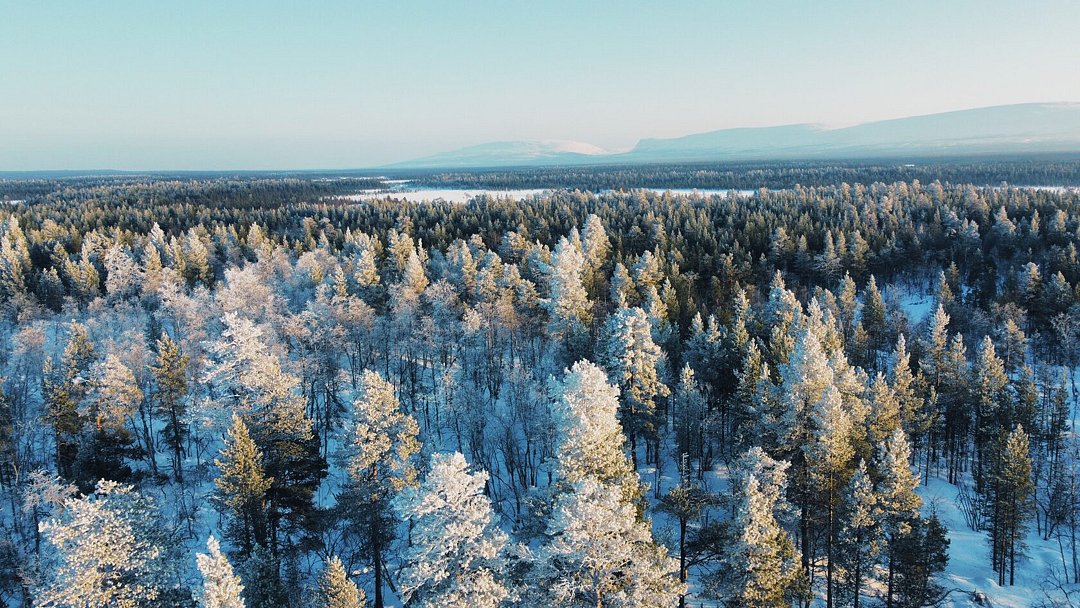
0,163,1079,607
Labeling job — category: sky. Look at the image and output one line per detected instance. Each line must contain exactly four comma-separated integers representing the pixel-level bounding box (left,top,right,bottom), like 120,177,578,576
2,0,1080,170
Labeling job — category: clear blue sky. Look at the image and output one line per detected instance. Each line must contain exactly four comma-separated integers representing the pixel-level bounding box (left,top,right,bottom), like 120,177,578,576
2,1,1079,170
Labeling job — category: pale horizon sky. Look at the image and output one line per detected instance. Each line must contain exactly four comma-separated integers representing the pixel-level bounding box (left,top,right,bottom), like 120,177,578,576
3,1,1080,170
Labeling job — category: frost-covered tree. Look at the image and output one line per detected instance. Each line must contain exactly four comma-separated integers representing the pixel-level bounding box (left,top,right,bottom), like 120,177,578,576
151,332,190,481
548,360,638,502
837,461,881,608
671,364,705,467
314,556,365,608
203,313,310,441
805,386,855,608
104,244,143,301
44,322,96,480
393,452,510,608
989,425,1034,586
337,370,420,608
0,217,31,303
196,536,246,608
972,334,1008,493
876,429,922,604
37,480,170,608
77,353,144,487
544,236,591,359
717,472,807,608
534,476,684,607
581,214,610,298
214,415,272,556
609,262,634,309
204,312,324,553
599,306,669,467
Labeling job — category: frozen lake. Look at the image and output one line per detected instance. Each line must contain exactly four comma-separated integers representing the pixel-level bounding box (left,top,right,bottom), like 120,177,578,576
330,187,756,204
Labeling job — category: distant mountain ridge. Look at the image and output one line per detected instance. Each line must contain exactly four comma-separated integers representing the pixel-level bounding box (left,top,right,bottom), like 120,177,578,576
389,103,1080,168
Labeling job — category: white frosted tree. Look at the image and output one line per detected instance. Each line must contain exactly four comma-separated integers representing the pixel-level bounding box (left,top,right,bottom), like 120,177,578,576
315,555,366,608
337,369,420,608
776,327,835,451
581,214,610,296
609,262,634,309
104,243,143,301
805,385,855,608
202,312,311,441
37,480,169,608
548,360,638,501
599,307,669,468
876,428,922,604
393,452,509,608
837,461,881,608
196,536,246,608
731,447,793,524
717,472,806,608
544,236,591,358
534,476,684,608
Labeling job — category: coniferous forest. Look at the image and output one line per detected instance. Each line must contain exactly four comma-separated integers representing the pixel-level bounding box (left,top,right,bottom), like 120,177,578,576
1,163,1080,607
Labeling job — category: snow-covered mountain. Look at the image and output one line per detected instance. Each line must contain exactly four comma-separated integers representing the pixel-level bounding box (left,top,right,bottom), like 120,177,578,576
387,139,610,169
389,103,1080,168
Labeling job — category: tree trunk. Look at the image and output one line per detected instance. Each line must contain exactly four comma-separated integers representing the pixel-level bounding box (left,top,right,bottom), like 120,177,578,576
678,517,687,608
886,543,895,608
373,529,384,608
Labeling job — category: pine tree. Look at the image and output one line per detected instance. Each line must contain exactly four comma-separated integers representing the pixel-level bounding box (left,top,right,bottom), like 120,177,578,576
990,425,1034,586
534,475,684,607
805,386,856,608
37,480,170,608
659,457,714,608
862,275,888,356
151,332,190,481
214,415,272,557
315,555,366,608
891,512,950,607
973,335,1008,495
204,313,325,555
77,353,144,488
196,536,246,608
238,546,288,608
599,306,669,469
337,370,420,608
609,262,634,309
876,429,922,606
393,452,509,608
671,365,705,467
44,322,97,480
544,236,592,360
0,217,31,303
581,214,610,299
837,461,882,608
718,471,807,607
548,360,639,502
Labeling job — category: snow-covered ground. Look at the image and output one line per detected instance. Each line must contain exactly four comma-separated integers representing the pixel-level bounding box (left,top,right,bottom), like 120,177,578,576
917,475,1070,608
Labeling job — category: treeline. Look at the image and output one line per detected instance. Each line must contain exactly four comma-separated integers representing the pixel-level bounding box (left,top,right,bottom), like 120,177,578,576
0,175,1076,607
394,157,1080,190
